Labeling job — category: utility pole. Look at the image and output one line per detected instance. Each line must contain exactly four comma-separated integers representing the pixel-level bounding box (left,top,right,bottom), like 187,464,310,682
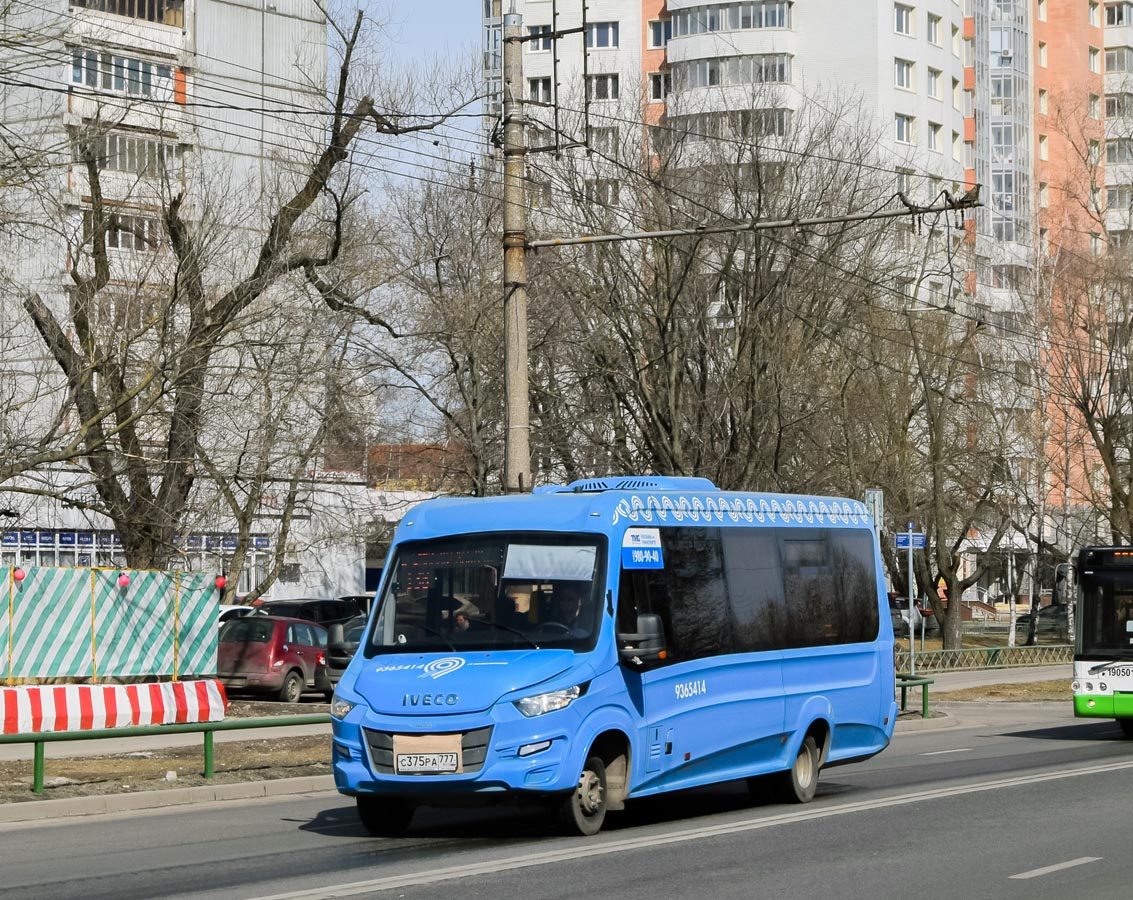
501,4,531,493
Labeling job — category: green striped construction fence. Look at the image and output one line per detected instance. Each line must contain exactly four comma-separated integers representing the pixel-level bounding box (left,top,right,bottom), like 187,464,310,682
0,567,218,682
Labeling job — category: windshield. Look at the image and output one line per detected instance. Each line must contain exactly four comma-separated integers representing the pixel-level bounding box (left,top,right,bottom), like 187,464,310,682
364,533,604,655
1080,574,1133,657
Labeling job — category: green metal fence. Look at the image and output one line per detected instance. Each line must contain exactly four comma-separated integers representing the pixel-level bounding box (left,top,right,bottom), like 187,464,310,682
895,644,1073,673
0,714,331,793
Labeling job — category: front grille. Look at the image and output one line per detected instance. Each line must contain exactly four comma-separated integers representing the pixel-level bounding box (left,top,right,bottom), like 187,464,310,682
363,726,494,775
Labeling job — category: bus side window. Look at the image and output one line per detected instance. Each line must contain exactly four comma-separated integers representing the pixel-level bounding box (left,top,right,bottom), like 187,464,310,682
618,567,676,663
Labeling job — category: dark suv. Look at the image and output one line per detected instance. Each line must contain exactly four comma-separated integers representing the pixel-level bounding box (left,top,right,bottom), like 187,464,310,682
250,598,364,627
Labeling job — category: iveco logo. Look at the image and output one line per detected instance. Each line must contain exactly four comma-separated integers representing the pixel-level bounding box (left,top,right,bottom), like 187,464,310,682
420,657,465,679
402,693,459,707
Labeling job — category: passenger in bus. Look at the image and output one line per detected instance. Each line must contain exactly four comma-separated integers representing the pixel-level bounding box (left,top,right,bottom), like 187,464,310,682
453,611,471,632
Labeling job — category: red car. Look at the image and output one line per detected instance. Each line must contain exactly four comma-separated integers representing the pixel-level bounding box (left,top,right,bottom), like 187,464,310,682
217,615,332,702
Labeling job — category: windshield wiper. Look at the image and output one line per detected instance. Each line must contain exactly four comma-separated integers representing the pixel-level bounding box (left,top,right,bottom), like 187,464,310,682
416,624,456,652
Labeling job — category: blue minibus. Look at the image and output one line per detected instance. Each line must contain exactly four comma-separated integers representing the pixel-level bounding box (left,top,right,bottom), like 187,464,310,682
330,476,897,836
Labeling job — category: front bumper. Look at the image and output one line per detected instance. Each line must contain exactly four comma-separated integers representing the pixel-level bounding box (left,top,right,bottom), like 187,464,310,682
332,705,586,799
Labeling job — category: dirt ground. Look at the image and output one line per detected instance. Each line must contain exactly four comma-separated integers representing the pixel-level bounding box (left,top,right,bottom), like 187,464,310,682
0,683,1072,805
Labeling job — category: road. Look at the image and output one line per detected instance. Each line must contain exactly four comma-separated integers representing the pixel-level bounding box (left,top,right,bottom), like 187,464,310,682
2,695,1129,900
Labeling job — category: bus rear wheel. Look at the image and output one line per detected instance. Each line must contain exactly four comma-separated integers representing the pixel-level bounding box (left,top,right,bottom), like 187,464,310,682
1119,719,1133,738
776,734,820,803
559,755,607,836
356,795,414,837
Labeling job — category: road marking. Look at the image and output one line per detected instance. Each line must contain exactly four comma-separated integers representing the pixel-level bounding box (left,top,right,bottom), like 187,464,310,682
921,748,972,756
1010,857,1101,880
247,759,1133,900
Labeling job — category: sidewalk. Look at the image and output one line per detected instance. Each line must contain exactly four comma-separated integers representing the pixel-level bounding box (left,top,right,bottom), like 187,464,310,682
0,664,1074,826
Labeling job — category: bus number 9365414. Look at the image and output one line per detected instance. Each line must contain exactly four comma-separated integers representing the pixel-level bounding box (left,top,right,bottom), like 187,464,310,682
675,679,707,700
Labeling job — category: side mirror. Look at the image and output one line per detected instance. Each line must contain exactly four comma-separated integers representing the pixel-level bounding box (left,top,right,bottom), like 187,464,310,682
617,613,667,667
328,623,345,645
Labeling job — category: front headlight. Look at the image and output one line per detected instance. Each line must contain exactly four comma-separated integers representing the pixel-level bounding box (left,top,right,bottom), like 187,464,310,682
513,685,582,718
330,695,356,720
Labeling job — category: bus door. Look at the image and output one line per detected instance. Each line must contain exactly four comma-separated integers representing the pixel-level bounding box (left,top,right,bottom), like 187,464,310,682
616,528,786,787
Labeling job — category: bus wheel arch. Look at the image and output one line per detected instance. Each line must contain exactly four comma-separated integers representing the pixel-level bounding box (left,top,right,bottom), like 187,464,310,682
586,729,631,811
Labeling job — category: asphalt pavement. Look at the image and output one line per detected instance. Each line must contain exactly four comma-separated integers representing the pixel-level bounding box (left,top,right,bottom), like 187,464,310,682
0,664,1075,825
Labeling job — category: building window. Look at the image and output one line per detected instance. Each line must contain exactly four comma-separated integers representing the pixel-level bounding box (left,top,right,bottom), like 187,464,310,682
1107,139,1133,163
1038,88,1048,114
649,19,672,48
1108,2,1132,26
1090,94,1100,118
952,131,961,161
1108,92,1133,116
70,48,175,100
964,88,974,115
1090,46,1101,73
1108,47,1133,72
928,121,941,151
1039,134,1049,160
928,67,942,98
951,76,960,107
927,13,941,45
527,178,553,209
1038,42,1047,67
528,77,552,102
894,3,913,35
586,21,619,48
1108,185,1133,208
964,140,975,167
586,73,619,101
952,24,960,57
895,113,915,144
527,25,552,51
895,58,914,90
82,209,161,252
649,72,671,101
1038,0,1047,20
1039,182,1049,207
583,178,619,205
1090,1,1101,25
671,2,792,36
1092,234,1103,255
673,53,791,89
1090,139,1101,164
73,131,181,176
69,0,182,27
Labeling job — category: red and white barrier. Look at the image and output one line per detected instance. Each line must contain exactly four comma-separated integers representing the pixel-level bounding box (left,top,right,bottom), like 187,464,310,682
0,680,228,734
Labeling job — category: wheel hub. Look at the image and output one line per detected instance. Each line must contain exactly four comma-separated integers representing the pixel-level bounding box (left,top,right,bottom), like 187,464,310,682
577,771,604,814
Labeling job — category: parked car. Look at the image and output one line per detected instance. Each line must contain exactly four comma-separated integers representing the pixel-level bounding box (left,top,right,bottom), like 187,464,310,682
1016,604,1070,640
218,604,255,625
217,615,332,702
249,597,364,627
888,593,937,634
325,614,367,689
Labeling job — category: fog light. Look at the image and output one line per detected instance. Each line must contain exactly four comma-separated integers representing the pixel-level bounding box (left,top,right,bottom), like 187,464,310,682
333,742,353,761
518,739,553,758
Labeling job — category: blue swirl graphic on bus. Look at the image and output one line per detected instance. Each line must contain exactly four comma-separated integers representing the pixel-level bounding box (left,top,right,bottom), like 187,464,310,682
420,657,466,679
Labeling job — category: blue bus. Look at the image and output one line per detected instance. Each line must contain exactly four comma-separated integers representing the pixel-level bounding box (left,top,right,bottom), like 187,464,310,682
330,476,897,836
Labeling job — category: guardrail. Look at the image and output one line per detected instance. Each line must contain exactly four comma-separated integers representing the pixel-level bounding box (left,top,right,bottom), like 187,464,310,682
895,644,1073,673
0,714,331,794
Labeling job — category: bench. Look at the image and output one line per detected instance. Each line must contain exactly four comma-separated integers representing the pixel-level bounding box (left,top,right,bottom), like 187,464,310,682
896,672,934,718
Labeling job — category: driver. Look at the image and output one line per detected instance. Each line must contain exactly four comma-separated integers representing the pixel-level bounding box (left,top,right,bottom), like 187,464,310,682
550,583,588,634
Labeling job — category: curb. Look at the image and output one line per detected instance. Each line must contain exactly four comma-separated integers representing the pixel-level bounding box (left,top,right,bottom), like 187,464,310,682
894,710,956,733
0,774,336,825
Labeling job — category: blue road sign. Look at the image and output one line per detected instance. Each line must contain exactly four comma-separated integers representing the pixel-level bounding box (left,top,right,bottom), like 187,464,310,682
896,532,926,549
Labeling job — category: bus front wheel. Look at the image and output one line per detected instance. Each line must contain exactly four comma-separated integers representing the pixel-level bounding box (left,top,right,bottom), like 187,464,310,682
559,755,608,836
776,734,820,803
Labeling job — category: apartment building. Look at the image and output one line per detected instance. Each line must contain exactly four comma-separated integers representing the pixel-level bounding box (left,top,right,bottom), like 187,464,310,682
0,0,358,596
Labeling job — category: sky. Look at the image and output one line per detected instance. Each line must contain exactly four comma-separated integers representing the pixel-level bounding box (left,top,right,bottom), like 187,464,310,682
376,1,481,62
